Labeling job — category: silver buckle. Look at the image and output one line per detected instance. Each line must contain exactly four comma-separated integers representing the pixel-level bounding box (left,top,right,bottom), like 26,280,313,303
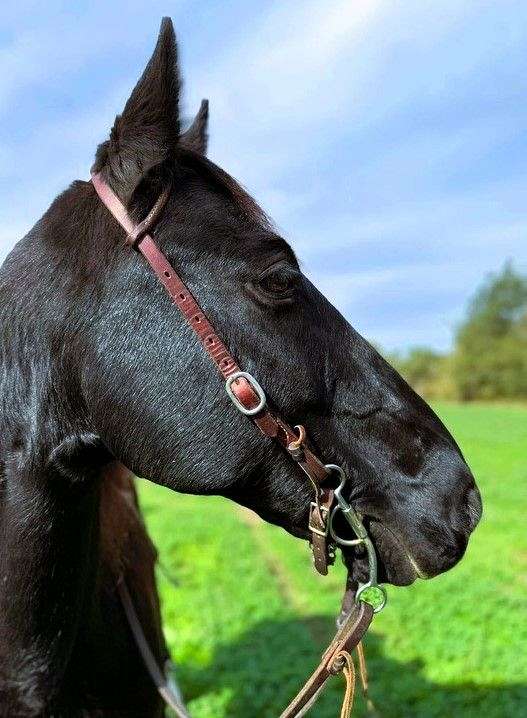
308,502,329,537
225,371,267,416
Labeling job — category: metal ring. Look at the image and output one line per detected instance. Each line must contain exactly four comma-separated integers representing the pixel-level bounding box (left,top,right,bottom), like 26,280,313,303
287,424,306,451
324,463,347,500
356,582,387,613
329,505,365,547
324,463,346,483
225,371,267,416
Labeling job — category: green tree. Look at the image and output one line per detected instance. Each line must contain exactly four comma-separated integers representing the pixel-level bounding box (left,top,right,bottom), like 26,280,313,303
453,261,527,400
387,347,457,399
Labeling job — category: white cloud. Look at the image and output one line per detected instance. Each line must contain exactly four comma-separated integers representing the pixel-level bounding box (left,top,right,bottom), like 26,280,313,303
310,261,473,351
193,0,384,182
295,178,527,257
0,2,190,109
1,0,526,351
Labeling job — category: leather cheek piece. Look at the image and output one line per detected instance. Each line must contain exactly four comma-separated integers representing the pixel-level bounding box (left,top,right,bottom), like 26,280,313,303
91,172,333,575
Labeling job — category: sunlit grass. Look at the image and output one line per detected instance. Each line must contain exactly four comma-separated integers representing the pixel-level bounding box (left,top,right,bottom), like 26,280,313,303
138,403,527,717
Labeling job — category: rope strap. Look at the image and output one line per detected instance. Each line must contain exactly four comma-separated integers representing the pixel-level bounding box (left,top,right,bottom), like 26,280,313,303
334,641,372,718
334,651,356,718
117,578,191,718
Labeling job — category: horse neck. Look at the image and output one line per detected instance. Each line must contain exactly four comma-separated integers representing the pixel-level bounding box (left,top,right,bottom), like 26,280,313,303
0,190,139,714
0,390,141,715
0,450,99,712
0,395,159,718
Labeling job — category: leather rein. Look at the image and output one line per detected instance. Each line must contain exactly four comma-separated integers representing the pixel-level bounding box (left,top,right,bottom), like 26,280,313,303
91,172,386,717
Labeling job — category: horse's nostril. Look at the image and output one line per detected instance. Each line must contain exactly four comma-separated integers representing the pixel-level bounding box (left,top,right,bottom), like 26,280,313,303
466,486,482,531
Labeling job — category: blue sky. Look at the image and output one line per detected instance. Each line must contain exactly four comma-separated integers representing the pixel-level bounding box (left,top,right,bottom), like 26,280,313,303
1,0,526,351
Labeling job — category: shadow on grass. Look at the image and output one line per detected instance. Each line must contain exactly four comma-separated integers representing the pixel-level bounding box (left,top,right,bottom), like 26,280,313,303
177,615,526,718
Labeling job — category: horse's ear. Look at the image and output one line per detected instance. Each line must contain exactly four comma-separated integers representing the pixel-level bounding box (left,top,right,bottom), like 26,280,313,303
179,99,209,155
91,17,180,203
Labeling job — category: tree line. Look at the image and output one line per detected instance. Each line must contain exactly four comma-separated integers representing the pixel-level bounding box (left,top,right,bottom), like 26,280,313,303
386,262,527,401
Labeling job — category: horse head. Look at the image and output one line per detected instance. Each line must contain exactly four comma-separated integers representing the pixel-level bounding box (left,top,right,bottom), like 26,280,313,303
46,19,480,588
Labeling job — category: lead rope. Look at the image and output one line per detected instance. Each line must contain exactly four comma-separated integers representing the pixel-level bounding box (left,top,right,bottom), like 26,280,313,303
119,565,372,718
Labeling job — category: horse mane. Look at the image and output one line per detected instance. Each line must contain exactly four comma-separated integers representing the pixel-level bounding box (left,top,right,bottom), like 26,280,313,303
175,148,272,230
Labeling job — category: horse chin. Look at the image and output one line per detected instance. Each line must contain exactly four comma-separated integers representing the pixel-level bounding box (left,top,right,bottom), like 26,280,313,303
345,520,421,587
287,516,424,586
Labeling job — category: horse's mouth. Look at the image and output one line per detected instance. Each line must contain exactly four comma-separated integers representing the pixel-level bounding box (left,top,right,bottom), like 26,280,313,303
288,514,428,586
344,519,426,587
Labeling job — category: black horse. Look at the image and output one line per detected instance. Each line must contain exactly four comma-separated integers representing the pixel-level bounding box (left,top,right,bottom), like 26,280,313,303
0,18,481,718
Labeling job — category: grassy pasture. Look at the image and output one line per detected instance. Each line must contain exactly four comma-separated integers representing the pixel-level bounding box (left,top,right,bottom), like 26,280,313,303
138,404,527,717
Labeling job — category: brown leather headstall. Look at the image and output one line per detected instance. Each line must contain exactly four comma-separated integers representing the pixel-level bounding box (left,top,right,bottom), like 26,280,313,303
91,171,335,575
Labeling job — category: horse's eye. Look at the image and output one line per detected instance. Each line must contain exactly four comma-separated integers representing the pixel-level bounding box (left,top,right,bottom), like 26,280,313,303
259,274,293,296
247,265,298,304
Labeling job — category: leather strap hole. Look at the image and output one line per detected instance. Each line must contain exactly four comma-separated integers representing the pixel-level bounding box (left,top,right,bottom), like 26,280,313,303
207,337,214,345
179,293,186,301
194,316,201,323
164,271,171,278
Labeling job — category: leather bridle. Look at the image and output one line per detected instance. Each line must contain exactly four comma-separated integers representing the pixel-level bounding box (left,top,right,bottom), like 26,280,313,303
92,172,335,575
91,171,386,717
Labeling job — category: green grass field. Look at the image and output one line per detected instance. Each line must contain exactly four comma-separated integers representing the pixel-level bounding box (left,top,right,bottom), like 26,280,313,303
138,404,527,717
